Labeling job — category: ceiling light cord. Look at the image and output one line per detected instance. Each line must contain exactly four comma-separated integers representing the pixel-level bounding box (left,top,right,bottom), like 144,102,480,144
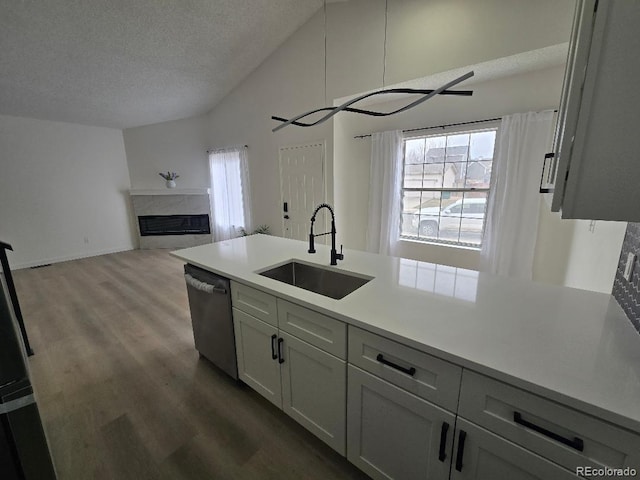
324,0,327,107
383,0,388,88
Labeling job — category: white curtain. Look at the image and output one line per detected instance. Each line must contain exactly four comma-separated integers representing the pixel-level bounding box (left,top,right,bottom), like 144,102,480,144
481,111,554,279
366,130,403,255
209,146,252,241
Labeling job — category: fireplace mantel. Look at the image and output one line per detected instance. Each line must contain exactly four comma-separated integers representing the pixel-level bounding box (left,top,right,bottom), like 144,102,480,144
129,188,210,196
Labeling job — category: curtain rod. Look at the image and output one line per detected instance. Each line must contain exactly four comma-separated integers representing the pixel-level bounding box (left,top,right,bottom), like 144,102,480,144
206,144,248,154
353,109,558,139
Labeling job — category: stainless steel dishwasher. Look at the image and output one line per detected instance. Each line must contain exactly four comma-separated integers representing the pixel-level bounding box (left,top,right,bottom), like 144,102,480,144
184,264,238,379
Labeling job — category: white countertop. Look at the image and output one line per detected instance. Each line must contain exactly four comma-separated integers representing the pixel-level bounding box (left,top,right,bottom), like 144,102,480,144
171,234,640,434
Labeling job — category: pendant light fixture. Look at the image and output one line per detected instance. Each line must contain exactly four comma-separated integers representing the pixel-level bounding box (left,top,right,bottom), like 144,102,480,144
271,0,474,132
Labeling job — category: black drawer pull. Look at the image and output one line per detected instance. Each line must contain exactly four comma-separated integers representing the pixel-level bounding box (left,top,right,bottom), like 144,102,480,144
513,412,584,452
376,354,416,376
438,422,449,462
540,152,556,193
455,429,466,472
271,334,277,360
277,337,284,364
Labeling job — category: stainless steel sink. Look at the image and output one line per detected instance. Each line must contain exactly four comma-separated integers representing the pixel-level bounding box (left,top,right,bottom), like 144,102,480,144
258,260,373,300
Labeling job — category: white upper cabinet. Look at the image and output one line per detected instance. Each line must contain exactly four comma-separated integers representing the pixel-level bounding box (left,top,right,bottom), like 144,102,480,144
546,0,640,221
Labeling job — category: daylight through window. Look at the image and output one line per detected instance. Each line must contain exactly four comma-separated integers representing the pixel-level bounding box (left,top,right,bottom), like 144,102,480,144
400,128,497,248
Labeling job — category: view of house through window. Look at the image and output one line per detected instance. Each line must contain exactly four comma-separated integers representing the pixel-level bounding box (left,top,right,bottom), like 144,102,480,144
400,128,497,248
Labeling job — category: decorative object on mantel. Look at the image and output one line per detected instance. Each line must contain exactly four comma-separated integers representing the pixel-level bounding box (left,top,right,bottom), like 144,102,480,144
270,0,473,132
159,171,180,188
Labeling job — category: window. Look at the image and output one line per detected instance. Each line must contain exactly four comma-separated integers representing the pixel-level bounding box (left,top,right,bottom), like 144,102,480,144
209,146,251,241
400,128,497,248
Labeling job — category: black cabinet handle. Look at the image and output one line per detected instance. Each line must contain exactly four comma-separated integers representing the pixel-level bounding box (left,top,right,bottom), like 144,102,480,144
540,152,556,193
513,412,584,452
271,334,277,360
455,430,466,472
376,354,416,376
277,337,284,364
438,422,449,462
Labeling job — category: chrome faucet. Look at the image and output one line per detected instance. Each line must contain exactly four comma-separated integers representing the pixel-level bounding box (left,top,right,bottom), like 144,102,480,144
308,203,344,266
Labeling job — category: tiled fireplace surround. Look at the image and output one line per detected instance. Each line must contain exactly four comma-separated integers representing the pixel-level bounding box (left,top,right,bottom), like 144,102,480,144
130,189,213,249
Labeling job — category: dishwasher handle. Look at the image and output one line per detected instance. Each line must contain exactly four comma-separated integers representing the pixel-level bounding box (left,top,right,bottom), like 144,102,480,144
184,273,228,295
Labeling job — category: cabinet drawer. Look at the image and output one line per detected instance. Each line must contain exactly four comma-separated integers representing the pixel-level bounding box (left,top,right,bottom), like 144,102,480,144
458,370,640,472
277,299,346,359
231,282,278,326
348,326,461,412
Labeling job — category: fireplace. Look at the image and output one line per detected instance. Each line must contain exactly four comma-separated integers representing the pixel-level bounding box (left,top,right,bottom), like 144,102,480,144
138,214,210,236
130,189,213,249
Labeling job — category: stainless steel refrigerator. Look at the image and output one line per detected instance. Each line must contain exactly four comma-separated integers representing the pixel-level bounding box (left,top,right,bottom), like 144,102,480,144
1,263,57,478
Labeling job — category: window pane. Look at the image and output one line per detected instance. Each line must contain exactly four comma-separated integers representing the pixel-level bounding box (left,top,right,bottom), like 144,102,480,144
403,164,423,188
405,138,426,164
424,136,446,163
459,192,487,246
465,161,491,188
443,162,467,188
469,131,496,160
401,191,422,237
402,212,418,237
415,191,441,240
438,192,463,243
423,163,445,188
446,133,469,148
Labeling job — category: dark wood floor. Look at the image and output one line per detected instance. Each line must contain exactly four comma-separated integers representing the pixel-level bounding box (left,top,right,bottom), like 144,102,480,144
14,249,369,480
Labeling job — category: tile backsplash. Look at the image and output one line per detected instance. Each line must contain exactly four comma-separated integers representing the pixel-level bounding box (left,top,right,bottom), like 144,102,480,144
612,222,640,334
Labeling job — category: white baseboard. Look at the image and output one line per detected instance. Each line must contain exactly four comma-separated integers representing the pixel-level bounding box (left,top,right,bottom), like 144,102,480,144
11,245,136,270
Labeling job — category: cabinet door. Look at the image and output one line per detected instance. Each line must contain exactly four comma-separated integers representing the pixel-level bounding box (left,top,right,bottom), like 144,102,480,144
551,0,597,211
280,331,346,455
233,308,282,407
347,365,455,480
450,418,579,480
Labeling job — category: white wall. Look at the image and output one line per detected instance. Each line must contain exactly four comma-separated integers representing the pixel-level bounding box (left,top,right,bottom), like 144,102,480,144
334,66,566,270
563,220,627,293
324,0,575,99
207,11,331,235
123,114,209,189
203,0,575,236
0,114,135,268
533,202,575,285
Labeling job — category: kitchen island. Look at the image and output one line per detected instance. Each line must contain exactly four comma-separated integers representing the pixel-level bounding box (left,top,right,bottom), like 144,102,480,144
172,234,640,479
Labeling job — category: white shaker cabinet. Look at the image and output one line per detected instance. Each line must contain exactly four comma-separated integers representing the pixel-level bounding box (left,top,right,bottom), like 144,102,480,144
347,365,455,480
450,419,579,480
280,331,346,453
233,308,282,407
346,326,461,480
546,0,640,221
232,283,347,455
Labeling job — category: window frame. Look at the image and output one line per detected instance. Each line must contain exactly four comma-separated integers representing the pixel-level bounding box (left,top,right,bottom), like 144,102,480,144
399,124,498,249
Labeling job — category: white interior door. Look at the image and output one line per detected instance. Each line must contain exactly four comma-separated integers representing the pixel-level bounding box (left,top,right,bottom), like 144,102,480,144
279,142,326,241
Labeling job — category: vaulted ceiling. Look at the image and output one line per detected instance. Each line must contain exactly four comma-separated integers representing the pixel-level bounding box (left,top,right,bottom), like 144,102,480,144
0,0,324,128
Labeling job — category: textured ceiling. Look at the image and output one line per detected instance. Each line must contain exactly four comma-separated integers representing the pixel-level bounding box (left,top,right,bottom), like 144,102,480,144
0,0,323,128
